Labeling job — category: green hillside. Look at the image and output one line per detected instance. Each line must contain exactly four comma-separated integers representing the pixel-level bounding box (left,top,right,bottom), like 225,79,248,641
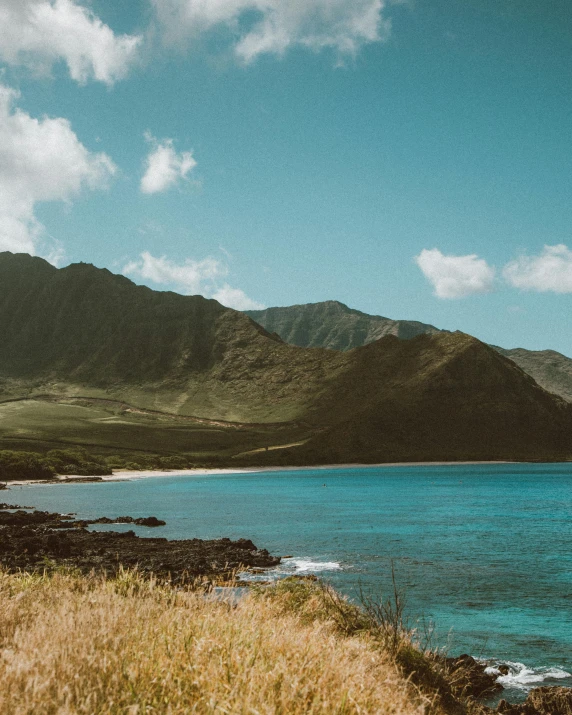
1,252,571,465
245,301,440,350
0,252,342,423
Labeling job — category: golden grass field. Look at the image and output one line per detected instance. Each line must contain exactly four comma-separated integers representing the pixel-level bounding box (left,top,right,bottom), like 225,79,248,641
0,569,444,715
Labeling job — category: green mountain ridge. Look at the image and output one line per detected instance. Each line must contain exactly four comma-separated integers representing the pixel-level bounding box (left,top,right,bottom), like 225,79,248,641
1,252,571,464
245,301,441,351
246,301,572,404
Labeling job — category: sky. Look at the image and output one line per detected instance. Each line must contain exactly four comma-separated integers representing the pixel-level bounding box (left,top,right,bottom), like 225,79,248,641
0,0,571,355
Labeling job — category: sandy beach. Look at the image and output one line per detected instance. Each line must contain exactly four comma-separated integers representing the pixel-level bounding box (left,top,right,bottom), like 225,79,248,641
106,460,513,481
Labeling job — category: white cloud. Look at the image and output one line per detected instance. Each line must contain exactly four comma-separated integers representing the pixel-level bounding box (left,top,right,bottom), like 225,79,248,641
123,251,264,310
151,0,389,63
0,84,116,255
43,238,67,267
141,134,197,194
0,0,141,84
415,248,495,299
212,284,264,310
503,244,572,294
123,251,226,293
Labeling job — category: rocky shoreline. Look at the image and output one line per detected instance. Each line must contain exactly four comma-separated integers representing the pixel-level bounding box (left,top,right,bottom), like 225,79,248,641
439,654,572,714
1,504,570,714
0,503,280,583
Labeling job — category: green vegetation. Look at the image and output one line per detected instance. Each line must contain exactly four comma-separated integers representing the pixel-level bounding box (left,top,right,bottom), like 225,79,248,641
0,445,220,480
0,450,54,481
43,448,111,476
0,397,307,463
0,448,113,481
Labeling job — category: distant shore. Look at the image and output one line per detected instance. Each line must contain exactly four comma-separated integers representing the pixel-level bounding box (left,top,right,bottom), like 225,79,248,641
4,460,515,488
106,460,514,481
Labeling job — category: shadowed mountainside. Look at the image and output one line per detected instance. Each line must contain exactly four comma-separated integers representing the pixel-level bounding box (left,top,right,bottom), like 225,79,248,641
245,301,440,350
242,331,572,465
246,301,572,404
1,252,571,464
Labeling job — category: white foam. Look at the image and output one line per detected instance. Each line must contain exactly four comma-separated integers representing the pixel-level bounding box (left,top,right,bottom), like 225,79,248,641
284,558,342,573
485,661,572,691
237,557,344,583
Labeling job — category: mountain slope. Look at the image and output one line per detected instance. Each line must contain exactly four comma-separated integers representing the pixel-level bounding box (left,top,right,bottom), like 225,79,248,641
0,252,343,423
246,332,572,464
494,347,572,404
1,252,571,464
245,301,440,351
246,301,572,404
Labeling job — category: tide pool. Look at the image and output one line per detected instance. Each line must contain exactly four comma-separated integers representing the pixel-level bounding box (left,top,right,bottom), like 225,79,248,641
14,463,572,703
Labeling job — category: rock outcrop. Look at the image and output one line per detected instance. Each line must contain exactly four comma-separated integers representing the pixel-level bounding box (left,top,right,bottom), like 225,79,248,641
0,505,280,582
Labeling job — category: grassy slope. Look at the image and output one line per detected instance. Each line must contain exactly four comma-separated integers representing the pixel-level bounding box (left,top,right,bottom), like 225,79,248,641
0,398,309,460
0,571,432,715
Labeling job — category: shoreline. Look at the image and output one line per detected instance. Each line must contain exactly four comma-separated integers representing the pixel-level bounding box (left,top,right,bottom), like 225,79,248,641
4,460,517,488
106,460,515,481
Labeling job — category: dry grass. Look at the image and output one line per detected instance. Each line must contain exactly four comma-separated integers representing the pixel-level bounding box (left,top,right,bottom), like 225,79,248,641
0,569,433,715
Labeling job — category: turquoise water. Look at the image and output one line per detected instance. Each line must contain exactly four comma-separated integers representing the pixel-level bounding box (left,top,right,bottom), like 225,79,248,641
13,463,572,702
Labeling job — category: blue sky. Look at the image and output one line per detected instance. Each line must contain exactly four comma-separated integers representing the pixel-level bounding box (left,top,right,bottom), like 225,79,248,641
1,0,571,354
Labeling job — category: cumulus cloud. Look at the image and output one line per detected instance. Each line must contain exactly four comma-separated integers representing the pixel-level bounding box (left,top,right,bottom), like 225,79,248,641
415,248,495,299
503,244,572,294
0,84,116,255
141,134,197,194
151,0,389,63
0,0,141,84
123,251,264,310
212,284,264,310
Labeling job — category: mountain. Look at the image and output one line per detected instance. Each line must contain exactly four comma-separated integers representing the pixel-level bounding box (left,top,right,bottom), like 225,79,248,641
0,251,571,464
247,331,572,465
245,301,440,351
246,301,572,404
0,252,339,424
494,347,572,404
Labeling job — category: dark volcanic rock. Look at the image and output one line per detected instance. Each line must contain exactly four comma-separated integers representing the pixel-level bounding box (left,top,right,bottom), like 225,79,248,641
444,654,503,699
0,505,279,582
0,503,34,509
495,686,572,714
86,515,166,527
133,516,166,526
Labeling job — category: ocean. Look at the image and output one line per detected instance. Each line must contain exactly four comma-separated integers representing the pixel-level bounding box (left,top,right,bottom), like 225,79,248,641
13,463,572,704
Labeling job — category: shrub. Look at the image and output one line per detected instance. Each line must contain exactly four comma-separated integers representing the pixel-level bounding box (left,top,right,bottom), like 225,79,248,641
0,451,55,481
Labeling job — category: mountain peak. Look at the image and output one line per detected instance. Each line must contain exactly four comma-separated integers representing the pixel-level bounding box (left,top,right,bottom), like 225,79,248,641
245,300,440,351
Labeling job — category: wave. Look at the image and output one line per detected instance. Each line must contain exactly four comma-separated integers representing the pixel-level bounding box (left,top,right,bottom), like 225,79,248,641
238,557,344,582
281,558,342,574
484,661,572,692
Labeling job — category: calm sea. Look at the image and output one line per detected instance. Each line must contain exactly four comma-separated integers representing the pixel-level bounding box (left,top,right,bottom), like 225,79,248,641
14,463,572,703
